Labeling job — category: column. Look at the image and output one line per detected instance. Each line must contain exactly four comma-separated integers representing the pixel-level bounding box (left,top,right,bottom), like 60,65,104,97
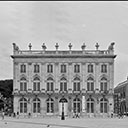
54,97,59,115
95,62,99,91
55,62,59,91
82,63,86,91
41,63,45,91
109,62,114,91
14,62,19,90
28,63,32,90
68,96,72,116
68,63,72,90
82,95,86,112
13,96,19,114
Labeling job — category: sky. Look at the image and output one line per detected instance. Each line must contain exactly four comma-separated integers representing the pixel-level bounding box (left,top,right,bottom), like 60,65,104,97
0,1,128,87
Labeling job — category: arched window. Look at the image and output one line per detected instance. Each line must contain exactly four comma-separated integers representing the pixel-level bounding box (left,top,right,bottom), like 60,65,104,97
47,77,54,91
20,77,27,91
100,77,107,91
88,64,93,73
87,77,94,91
46,98,54,113
33,98,40,113
19,98,27,113
100,98,108,113
73,98,81,113
33,77,40,91
60,77,67,91
87,98,94,113
73,77,80,91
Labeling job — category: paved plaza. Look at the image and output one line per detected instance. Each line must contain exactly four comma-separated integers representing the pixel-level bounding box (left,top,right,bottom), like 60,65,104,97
0,116,128,128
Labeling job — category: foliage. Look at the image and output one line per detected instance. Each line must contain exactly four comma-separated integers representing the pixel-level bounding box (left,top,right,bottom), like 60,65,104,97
0,79,13,98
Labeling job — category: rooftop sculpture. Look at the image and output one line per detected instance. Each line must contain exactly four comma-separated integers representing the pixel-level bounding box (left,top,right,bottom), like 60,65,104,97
12,42,115,56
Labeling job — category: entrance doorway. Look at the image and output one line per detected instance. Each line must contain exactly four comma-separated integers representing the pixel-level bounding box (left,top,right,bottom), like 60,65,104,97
59,98,68,116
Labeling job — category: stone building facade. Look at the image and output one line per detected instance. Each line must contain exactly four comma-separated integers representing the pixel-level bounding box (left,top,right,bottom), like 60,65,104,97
11,42,116,117
114,77,128,116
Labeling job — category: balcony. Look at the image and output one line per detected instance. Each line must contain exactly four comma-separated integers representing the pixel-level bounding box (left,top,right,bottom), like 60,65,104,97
73,90,81,94
19,90,27,94
55,88,59,93
95,89,99,93
46,90,54,94
86,90,94,94
13,89,19,94
100,90,109,95
59,90,68,94
32,90,41,94
68,88,72,93
27,89,32,93
81,89,86,93
41,89,45,93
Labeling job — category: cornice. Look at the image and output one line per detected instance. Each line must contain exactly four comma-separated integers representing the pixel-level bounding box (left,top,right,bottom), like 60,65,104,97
11,54,117,59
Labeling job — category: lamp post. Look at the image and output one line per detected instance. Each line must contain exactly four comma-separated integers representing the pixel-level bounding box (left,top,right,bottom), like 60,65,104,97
61,100,65,120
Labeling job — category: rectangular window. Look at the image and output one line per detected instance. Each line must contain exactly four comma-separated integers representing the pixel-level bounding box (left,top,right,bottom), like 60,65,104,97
74,64,80,73
60,82,67,91
20,103,23,113
47,82,53,91
87,103,89,113
47,83,50,91
100,83,103,91
24,83,27,91
77,82,80,91
33,82,40,91
87,83,90,91
47,103,49,113
33,103,36,113
88,64,93,73
34,64,40,73
64,82,67,91
37,82,40,91
61,64,66,73
20,64,26,73
20,82,27,91
51,82,53,91
20,83,23,91
47,64,53,73
24,103,27,113
91,103,94,113
91,83,94,91
37,103,40,113
33,83,36,91
74,83,76,91
87,82,94,91
101,64,107,73
104,103,107,113
74,82,80,91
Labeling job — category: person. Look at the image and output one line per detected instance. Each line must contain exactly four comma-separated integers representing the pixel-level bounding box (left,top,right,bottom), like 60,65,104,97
13,112,16,118
1,111,4,120
17,111,19,119
76,113,80,118
28,112,31,118
111,112,113,118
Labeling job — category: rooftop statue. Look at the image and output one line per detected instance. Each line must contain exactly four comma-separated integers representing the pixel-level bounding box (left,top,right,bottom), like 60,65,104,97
13,43,19,51
108,42,115,51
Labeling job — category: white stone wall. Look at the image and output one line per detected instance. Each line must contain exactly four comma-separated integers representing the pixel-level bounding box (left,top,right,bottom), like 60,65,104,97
12,55,115,116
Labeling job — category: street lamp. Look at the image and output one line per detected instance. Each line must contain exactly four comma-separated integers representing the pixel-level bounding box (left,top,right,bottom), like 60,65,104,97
61,100,65,120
